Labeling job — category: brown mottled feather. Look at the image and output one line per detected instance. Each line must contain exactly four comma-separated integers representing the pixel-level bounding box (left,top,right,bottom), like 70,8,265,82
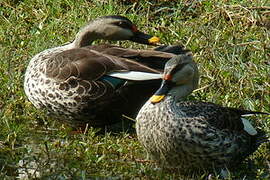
45,48,172,81
86,44,175,59
86,44,185,69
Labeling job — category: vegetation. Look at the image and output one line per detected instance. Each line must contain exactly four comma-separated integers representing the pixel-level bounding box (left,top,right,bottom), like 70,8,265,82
0,0,269,179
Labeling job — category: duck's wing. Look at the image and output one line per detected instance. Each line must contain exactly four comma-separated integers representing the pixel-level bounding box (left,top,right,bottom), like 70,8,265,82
180,101,268,135
45,48,163,82
214,105,269,135
86,44,188,56
85,44,188,70
153,45,191,55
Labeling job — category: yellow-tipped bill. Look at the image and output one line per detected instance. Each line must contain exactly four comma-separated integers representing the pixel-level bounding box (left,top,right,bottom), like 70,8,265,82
150,95,165,104
150,78,175,104
148,36,160,44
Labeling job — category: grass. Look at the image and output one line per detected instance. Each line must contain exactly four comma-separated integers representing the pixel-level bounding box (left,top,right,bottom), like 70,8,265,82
0,0,270,179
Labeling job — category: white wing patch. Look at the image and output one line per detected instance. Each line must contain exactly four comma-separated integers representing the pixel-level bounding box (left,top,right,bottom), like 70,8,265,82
107,71,162,81
241,118,257,135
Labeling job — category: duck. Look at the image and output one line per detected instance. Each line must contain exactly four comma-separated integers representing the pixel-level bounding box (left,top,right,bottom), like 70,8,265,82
24,15,188,127
136,54,269,173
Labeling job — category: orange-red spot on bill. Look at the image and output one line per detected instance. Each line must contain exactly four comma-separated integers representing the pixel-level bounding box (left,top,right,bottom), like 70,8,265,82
164,74,172,81
132,25,138,32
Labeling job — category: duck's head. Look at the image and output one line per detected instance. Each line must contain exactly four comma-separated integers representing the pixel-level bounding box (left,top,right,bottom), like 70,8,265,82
150,53,199,103
75,15,160,47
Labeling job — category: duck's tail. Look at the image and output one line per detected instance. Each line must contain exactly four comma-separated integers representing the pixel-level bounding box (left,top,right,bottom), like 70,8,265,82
254,129,270,147
241,111,270,116
240,111,270,152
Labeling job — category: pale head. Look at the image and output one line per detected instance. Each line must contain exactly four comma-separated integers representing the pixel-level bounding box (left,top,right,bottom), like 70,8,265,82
163,53,199,88
150,53,199,103
74,15,160,47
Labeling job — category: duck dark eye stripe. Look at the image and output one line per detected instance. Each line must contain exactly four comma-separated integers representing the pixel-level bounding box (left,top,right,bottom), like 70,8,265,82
112,21,133,30
170,62,189,76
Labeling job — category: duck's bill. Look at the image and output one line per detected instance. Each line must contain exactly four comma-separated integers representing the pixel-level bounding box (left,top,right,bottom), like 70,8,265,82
131,31,160,45
150,80,174,104
150,94,165,104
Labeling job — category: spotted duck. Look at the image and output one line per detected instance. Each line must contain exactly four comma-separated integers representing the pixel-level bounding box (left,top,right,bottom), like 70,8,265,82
136,54,269,173
24,15,188,127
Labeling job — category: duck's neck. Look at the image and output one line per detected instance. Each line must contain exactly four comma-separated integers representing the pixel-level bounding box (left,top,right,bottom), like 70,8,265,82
73,24,101,48
168,83,195,102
